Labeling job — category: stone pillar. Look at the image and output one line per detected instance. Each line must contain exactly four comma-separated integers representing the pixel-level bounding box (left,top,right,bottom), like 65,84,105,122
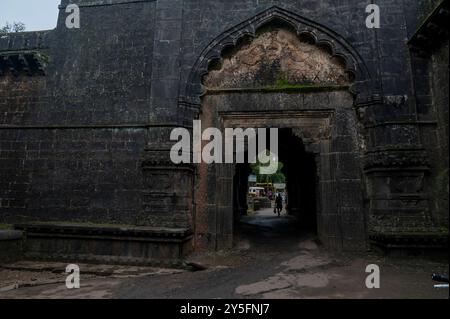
139,0,195,231
215,164,234,250
364,146,447,249
149,0,184,126
360,90,448,251
140,129,194,230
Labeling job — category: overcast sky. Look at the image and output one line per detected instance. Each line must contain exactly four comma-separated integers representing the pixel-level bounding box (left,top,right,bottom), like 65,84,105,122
0,0,61,31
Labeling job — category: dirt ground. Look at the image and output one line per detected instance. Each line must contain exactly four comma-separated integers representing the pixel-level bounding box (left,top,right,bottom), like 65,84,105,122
0,209,448,299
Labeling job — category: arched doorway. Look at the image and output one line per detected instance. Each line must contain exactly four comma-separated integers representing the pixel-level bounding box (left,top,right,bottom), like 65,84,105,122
232,128,318,238
186,14,369,252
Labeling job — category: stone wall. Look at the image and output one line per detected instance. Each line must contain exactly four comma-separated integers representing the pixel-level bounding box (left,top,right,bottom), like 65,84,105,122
0,230,23,264
0,0,156,225
0,128,147,224
405,0,449,243
0,0,447,253
430,38,449,228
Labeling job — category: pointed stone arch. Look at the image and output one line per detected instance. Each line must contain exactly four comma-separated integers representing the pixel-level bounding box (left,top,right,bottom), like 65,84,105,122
180,6,373,108
204,26,352,89
176,6,371,252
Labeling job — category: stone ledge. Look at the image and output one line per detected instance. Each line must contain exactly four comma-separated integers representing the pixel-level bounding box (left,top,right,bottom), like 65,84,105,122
20,252,187,268
14,222,192,240
58,0,157,9
13,223,194,266
364,147,430,171
205,84,350,95
370,232,449,249
0,31,49,52
0,230,23,241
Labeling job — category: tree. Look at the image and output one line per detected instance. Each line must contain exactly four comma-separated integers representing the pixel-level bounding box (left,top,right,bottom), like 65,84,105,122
0,22,26,34
250,160,286,184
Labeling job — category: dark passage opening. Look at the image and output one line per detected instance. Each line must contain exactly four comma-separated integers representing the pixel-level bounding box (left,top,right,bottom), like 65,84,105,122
233,128,318,240
279,128,318,233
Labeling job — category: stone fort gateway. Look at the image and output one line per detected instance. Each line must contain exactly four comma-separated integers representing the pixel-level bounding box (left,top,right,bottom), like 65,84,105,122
0,0,448,265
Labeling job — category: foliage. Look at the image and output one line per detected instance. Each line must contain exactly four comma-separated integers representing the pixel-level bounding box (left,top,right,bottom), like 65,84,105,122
250,159,286,184
0,22,26,34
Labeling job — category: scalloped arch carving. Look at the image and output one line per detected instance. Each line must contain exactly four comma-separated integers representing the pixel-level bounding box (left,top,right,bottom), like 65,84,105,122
181,6,372,106
204,27,352,89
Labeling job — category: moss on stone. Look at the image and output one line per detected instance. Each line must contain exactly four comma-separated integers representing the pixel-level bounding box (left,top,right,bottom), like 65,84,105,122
207,83,349,94
262,73,349,92
261,82,349,93
21,221,136,229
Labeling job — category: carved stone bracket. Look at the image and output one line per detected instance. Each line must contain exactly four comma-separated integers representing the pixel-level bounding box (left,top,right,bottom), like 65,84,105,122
0,50,48,76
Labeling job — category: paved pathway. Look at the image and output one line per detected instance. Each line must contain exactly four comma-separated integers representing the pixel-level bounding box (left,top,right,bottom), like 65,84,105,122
0,209,448,299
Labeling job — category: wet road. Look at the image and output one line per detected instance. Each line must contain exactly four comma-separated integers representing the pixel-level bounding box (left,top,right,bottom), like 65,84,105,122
0,208,448,299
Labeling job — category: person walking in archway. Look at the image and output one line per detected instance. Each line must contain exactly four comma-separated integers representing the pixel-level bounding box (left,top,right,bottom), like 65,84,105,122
275,193,283,217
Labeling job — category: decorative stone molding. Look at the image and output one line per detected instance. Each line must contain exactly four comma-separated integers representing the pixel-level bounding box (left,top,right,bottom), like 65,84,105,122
0,50,48,76
58,0,154,9
364,145,442,250
14,223,193,267
15,223,192,239
181,5,373,106
370,232,448,249
204,28,352,89
141,148,177,168
140,143,195,229
369,209,434,233
364,146,430,171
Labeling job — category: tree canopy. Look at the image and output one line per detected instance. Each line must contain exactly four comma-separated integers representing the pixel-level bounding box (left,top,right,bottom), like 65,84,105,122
250,160,286,184
0,22,26,34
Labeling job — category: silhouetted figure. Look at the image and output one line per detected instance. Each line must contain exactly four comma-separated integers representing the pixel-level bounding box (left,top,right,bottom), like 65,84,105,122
275,193,283,217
